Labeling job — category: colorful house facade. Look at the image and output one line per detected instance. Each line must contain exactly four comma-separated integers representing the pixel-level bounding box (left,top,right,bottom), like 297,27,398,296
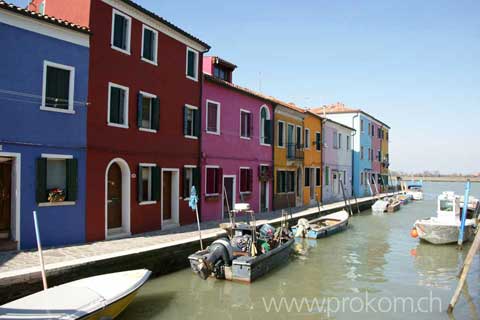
0,2,90,249
31,0,210,241
201,57,274,220
302,111,322,206
380,126,390,189
273,103,305,209
321,119,355,204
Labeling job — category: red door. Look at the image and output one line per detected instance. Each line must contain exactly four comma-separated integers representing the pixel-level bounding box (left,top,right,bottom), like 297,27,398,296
0,162,12,239
107,163,122,229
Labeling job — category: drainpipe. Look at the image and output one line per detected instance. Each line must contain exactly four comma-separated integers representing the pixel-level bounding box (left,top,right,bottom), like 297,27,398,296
198,48,210,222
351,113,359,195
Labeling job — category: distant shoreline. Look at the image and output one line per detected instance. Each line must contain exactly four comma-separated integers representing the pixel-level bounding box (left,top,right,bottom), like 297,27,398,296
400,176,480,183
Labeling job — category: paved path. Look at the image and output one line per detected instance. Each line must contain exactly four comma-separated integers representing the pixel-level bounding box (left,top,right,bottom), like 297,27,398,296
0,193,389,284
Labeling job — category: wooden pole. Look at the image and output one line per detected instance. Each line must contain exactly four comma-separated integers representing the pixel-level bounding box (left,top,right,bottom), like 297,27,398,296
447,228,480,313
195,205,203,250
33,211,48,290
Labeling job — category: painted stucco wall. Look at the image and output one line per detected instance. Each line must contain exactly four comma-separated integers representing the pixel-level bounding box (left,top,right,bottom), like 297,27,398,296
0,20,89,249
371,121,382,176
302,114,321,205
201,79,273,221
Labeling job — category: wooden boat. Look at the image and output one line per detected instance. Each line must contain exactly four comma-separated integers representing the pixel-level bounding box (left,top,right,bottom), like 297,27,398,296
0,269,151,319
291,210,349,239
387,199,401,213
188,204,294,283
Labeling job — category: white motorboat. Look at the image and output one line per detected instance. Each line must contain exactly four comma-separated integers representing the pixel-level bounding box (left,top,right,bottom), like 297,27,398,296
407,186,423,200
414,192,476,245
372,199,389,213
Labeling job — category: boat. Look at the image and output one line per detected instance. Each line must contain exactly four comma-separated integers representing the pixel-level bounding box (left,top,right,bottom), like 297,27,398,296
413,191,476,244
397,194,412,205
372,199,389,213
291,210,349,239
460,195,480,218
407,180,424,200
387,198,401,213
188,204,294,283
0,269,151,319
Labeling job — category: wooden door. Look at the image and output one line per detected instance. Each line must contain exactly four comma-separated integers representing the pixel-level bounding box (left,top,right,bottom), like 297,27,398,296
163,171,172,220
0,162,12,237
107,163,122,229
260,180,267,212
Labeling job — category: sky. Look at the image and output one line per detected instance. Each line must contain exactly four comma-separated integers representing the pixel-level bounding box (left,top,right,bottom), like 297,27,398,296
11,0,480,174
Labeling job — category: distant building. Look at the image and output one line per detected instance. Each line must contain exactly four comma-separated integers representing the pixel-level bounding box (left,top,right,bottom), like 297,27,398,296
201,57,274,220
0,1,90,249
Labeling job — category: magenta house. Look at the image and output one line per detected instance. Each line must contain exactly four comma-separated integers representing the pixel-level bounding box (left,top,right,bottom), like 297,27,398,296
201,57,273,221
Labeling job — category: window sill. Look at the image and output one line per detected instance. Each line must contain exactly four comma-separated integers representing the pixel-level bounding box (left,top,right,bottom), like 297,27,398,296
240,136,251,140
141,57,158,66
186,74,198,82
206,130,220,135
139,128,157,133
184,135,198,140
111,45,131,55
108,123,129,129
139,201,157,206
38,201,76,207
278,145,286,149
40,106,75,114
240,191,252,195
260,143,271,147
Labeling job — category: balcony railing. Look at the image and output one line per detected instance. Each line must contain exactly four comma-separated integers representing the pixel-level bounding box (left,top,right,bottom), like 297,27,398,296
287,143,304,160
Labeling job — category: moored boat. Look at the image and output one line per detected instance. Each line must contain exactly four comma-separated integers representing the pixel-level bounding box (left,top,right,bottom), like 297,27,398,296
407,180,424,200
0,269,151,319
291,210,349,239
387,198,401,213
372,199,389,213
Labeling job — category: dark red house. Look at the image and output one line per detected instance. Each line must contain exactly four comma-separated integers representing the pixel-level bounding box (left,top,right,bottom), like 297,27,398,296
29,0,210,241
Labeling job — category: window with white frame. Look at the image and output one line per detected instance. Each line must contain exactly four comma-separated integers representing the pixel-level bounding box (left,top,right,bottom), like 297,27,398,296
347,135,351,150
304,128,310,149
260,106,271,145
186,47,199,81
277,121,285,147
333,130,338,149
42,61,75,112
277,170,295,193
184,105,199,138
315,132,321,151
360,119,364,133
206,100,220,134
240,167,253,193
111,9,131,54
316,168,321,186
361,146,364,160
361,172,364,185
138,91,159,131
36,155,78,203
206,166,220,195
183,166,199,198
138,164,159,203
240,110,252,138
338,133,342,149
296,126,302,146
304,168,311,187
141,25,158,64
141,166,153,202
108,83,129,127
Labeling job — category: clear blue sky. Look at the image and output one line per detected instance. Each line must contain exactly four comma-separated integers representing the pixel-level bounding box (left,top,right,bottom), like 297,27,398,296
11,0,480,174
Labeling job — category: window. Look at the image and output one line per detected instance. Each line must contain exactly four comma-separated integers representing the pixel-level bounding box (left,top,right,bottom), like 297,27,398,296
213,66,229,81
277,121,285,147
361,172,364,185
368,148,371,160
141,25,158,64
377,127,381,138
36,155,78,204
304,129,310,149
137,91,159,131
316,168,321,186
240,110,252,138
338,133,342,149
240,167,253,193
333,130,338,149
377,149,381,161
186,47,199,81
315,132,321,151
111,9,131,54
296,126,302,146
361,146,364,160
304,168,311,187
367,123,371,136
138,164,159,203
260,106,271,145
371,148,374,161
360,120,364,133
183,166,200,199
206,166,221,195
206,100,220,134
41,61,75,113
184,105,200,138
325,166,330,185
108,83,129,128
371,124,375,137
277,170,295,193
347,135,351,150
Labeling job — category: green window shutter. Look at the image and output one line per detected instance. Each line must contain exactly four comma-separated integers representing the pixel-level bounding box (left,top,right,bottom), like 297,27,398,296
152,167,160,201
325,167,330,186
109,87,120,124
193,167,200,194
36,158,47,203
137,165,143,202
187,50,195,77
152,98,160,131
183,106,188,136
113,14,125,48
137,92,143,128
66,158,78,201
193,109,200,137
265,119,271,144
143,29,153,60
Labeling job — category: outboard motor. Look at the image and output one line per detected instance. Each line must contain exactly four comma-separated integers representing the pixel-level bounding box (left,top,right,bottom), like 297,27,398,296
189,239,234,280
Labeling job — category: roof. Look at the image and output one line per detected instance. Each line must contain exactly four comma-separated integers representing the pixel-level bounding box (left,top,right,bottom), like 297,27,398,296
208,56,237,70
311,102,390,129
117,0,209,50
0,1,90,34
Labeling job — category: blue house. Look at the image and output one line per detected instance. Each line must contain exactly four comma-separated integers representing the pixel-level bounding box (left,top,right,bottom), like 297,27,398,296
0,2,89,250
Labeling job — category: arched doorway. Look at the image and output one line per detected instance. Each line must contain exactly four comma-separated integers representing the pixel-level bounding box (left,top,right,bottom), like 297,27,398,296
105,158,131,239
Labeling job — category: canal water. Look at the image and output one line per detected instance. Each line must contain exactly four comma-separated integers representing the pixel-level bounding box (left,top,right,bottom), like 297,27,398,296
118,182,480,320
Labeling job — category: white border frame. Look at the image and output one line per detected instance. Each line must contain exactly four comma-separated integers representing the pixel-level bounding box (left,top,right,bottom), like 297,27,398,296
315,131,321,152
39,153,76,207
141,24,158,65
259,105,271,146
205,99,221,135
205,165,220,196
161,168,180,229
222,175,236,218
295,125,303,146
239,166,252,194
183,165,197,201
239,109,251,140
40,61,75,114
304,128,311,149
111,8,132,55
186,47,199,81
138,162,157,205
0,152,21,250
105,158,131,239
184,104,199,139
277,120,286,148
107,82,129,129
258,164,270,212
138,90,157,133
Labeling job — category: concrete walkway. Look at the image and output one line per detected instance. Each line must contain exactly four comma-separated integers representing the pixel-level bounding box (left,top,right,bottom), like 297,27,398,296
0,193,393,303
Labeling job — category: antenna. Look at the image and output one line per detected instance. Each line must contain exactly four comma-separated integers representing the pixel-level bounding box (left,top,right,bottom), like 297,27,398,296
258,71,262,92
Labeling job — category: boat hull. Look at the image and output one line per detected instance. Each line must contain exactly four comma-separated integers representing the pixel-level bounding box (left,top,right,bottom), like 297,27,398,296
414,221,475,245
291,211,350,239
81,289,140,320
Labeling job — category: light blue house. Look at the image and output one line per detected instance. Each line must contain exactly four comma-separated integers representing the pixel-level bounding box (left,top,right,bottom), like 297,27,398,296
0,2,90,249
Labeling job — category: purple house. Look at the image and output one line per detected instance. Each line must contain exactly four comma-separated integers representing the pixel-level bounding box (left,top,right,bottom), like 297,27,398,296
200,57,274,221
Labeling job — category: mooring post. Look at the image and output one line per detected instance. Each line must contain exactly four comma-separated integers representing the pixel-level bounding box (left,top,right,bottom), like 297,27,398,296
33,211,48,290
457,180,471,248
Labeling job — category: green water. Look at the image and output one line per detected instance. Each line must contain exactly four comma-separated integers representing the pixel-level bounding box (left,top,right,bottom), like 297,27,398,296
118,182,480,320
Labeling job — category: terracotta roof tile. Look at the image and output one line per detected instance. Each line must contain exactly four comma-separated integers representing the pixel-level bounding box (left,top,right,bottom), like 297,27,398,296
0,0,90,34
